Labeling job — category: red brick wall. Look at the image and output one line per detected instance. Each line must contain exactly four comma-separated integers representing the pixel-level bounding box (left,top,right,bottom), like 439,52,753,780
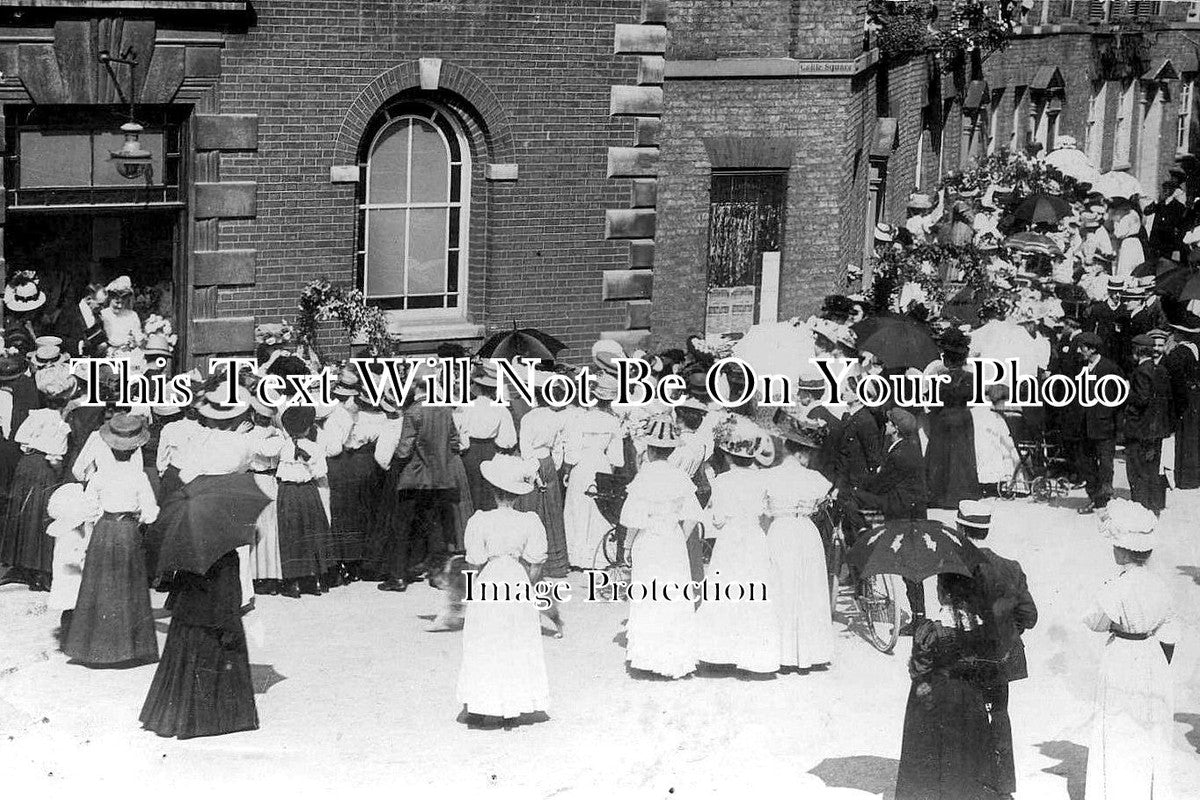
211,0,642,361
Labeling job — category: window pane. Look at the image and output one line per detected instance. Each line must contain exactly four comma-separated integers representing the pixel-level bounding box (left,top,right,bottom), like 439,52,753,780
368,122,409,204
20,131,91,187
365,208,407,297
407,207,448,294
410,119,449,203
94,131,164,187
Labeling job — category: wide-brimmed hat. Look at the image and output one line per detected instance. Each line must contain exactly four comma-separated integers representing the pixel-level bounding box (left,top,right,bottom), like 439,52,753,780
592,373,620,401
34,335,63,349
638,415,681,449
1099,498,1157,552
30,344,64,368
34,363,76,400
278,404,316,438
198,386,252,420
713,415,764,458
675,395,709,414
473,359,499,388
771,408,823,449
100,412,151,451
956,499,992,535
480,454,537,496
143,333,174,357
591,339,625,375
874,223,895,243
105,275,134,296
332,366,361,397
0,355,26,382
4,278,46,313
151,404,184,418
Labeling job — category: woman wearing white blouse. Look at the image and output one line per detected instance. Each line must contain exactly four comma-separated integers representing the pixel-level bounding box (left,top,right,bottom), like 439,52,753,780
457,370,517,512
99,276,144,351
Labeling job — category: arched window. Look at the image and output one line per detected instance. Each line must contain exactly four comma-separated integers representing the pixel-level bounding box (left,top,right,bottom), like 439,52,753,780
359,101,470,314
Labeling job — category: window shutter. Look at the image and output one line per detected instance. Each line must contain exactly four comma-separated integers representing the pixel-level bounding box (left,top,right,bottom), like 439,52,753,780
1088,0,1109,21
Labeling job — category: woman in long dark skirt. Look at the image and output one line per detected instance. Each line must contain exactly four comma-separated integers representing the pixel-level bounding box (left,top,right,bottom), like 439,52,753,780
513,380,568,577
455,365,517,513
276,406,331,597
895,573,1001,800
65,414,159,666
140,549,257,739
0,365,74,590
925,330,981,509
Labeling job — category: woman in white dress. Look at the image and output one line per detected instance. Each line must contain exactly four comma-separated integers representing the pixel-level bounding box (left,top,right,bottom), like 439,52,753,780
619,415,701,679
1083,499,1178,800
697,416,780,674
1110,200,1146,280
100,276,144,351
562,374,625,570
763,419,834,670
971,384,1021,487
457,455,550,728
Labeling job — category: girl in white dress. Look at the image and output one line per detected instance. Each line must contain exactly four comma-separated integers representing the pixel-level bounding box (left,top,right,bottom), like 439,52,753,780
619,415,701,679
763,420,834,670
697,416,780,674
457,455,550,727
562,374,625,569
1083,499,1179,800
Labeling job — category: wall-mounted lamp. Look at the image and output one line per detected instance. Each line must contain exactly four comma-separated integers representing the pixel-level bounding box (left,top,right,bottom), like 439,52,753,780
99,47,153,182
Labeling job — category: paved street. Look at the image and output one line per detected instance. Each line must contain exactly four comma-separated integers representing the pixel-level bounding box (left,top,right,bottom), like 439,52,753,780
2,474,1199,799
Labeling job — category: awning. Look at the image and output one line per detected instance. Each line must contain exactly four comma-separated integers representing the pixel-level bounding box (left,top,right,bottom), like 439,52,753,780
871,117,898,156
1142,58,1179,82
964,80,989,111
1031,66,1064,91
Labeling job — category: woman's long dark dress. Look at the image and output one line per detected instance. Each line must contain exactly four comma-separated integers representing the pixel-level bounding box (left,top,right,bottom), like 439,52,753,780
1164,342,1200,489
0,452,63,576
326,445,382,564
895,620,1001,800
925,367,981,509
140,550,258,739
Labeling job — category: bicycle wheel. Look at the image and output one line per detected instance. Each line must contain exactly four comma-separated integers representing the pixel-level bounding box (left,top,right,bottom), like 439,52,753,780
827,539,843,618
856,573,901,654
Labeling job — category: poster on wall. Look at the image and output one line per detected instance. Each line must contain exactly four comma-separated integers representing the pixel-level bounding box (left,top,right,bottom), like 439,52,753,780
705,285,756,336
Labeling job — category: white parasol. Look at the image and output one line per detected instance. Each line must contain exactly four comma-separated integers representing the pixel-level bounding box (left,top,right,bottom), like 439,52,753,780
731,321,818,399
1044,146,1101,185
1093,170,1143,200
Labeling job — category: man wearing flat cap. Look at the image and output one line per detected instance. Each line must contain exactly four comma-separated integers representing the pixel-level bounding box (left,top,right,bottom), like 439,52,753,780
1123,333,1172,514
1074,332,1123,514
955,501,1037,800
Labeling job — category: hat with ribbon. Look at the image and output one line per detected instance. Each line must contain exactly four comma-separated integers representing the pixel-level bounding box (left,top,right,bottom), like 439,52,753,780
592,373,620,401
637,414,681,449
473,359,499,388
332,366,361,397
713,415,765,458
143,333,174,357
480,454,538,496
99,412,151,451
956,499,993,535
31,344,64,368
34,363,76,400
591,339,625,375
675,395,709,414
4,272,46,313
1099,498,1157,552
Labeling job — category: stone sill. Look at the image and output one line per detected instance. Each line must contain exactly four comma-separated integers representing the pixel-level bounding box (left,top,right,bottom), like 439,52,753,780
0,0,249,9
665,50,879,80
348,315,485,346
1011,21,1200,37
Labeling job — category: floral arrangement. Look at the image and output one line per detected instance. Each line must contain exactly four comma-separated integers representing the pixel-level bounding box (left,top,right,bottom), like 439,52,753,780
296,279,395,357
868,1,1010,70
935,0,1011,72
871,242,1004,319
687,333,735,362
255,319,297,348
144,314,174,339
867,0,934,62
941,148,1090,208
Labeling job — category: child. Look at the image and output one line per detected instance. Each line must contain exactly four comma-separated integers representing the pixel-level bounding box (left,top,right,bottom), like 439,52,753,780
46,483,103,638
457,455,549,728
64,413,159,666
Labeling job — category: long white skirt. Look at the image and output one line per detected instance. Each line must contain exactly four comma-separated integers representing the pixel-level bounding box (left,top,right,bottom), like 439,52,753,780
1115,237,1145,279
1084,635,1174,800
456,555,549,718
627,521,697,678
767,516,833,669
697,520,780,673
971,407,1020,484
563,455,612,570
48,526,88,612
251,475,282,580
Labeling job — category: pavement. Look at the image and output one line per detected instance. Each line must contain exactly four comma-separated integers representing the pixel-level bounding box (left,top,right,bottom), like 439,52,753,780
2,468,1199,799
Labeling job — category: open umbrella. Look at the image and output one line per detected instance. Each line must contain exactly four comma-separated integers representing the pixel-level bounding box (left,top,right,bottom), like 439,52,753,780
155,473,271,576
1131,257,1179,280
857,319,940,371
1004,231,1063,257
731,320,817,386
475,325,567,361
847,519,985,583
1044,147,1101,185
1093,171,1143,200
1013,193,1073,225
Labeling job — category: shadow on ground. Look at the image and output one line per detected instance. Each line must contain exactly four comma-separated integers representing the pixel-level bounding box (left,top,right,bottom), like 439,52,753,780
1175,713,1200,754
1037,740,1088,800
808,755,899,799
1177,566,1200,586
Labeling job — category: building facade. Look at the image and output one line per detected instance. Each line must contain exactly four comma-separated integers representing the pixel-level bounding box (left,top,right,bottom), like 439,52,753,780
2,1,1199,363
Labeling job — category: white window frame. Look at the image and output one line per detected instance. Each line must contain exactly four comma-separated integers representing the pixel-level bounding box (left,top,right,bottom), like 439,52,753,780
1178,79,1194,154
987,90,1004,154
1086,81,1108,165
1114,80,1136,169
359,106,472,321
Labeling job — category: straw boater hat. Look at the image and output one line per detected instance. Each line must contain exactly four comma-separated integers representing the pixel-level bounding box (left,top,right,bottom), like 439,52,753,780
198,385,252,420
30,344,64,368
4,275,46,314
956,500,992,537
100,412,150,451
473,359,499,388
35,335,63,349
332,366,361,397
874,223,895,243
591,339,625,375
1107,275,1125,293
480,454,537,496
1099,498,1158,552
714,415,764,459
34,363,76,401
278,404,316,439
638,414,681,449
152,404,184,418
143,334,174,357
592,373,620,401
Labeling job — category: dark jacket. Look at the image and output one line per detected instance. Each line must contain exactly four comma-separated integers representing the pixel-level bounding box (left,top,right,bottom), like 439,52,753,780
1079,356,1123,440
1085,300,1128,364
1124,358,1173,441
863,437,927,519
54,303,106,357
837,406,884,489
973,547,1037,684
393,401,460,491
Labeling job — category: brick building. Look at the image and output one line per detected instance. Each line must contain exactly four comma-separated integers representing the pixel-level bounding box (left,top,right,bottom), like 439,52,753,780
2,1,1199,363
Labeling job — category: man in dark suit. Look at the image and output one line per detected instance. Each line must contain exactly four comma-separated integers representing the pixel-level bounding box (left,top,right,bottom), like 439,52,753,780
1050,316,1088,485
1150,179,1189,260
1085,278,1129,367
956,501,1037,800
372,370,460,591
1075,333,1123,514
1124,333,1173,513
833,382,884,495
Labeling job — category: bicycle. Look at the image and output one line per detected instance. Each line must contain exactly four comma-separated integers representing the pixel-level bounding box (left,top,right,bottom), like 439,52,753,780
813,497,902,654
